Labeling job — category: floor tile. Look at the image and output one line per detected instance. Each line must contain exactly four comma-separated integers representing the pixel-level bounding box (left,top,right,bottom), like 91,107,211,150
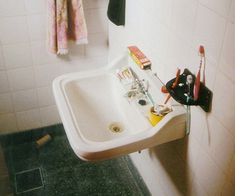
1,124,150,196
15,168,43,194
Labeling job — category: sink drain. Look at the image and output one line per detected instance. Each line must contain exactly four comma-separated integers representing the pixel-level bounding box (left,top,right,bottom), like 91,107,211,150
109,122,124,133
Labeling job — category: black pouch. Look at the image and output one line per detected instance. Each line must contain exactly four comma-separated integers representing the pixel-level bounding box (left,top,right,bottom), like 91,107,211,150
107,0,126,26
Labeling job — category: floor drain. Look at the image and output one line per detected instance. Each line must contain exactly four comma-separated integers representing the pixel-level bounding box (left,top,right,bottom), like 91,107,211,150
109,122,124,133
15,168,43,194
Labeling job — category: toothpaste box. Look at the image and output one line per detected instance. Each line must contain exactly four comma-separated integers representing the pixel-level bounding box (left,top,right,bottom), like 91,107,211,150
127,46,151,70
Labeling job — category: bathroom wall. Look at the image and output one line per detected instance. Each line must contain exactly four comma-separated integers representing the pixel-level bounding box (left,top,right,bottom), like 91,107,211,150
109,0,235,195
0,0,108,133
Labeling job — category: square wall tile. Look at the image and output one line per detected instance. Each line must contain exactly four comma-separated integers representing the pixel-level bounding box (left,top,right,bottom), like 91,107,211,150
189,107,206,142
219,22,235,83
0,71,10,93
16,109,42,131
3,43,33,69
204,57,217,91
68,56,108,72
66,42,85,60
0,46,5,70
221,181,235,196
157,0,173,27
229,0,235,23
189,178,207,196
12,89,38,112
171,0,198,42
199,0,232,17
202,115,235,175
83,0,108,9
138,0,155,13
228,153,235,185
174,137,201,177
27,14,46,41
212,72,235,136
40,105,61,127
0,0,26,17
0,113,17,133
142,19,169,64
0,16,29,45
0,93,13,114
24,0,46,14
147,143,191,196
37,86,55,107
194,148,227,195
7,67,35,91
31,41,61,66
34,64,63,87
165,35,193,82
85,8,108,34
139,0,173,27
193,5,226,62
59,61,82,74
85,33,108,57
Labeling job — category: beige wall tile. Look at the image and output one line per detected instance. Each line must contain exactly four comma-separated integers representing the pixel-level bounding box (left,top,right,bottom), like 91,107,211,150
0,93,13,114
7,67,35,91
0,16,29,44
212,71,235,136
219,22,235,83
3,43,33,69
194,148,227,195
229,0,235,23
221,180,235,196
189,178,207,196
0,113,17,133
199,0,232,17
0,0,26,17
16,109,42,131
202,115,235,174
192,5,226,62
0,0,108,132
40,105,61,127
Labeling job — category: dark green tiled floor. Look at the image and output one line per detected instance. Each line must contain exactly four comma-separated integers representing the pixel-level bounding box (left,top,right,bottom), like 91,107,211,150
0,124,150,196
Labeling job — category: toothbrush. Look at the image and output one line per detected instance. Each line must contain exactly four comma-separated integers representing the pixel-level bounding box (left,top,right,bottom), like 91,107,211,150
163,68,181,104
186,74,193,135
171,68,181,89
186,74,193,102
194,45,205,101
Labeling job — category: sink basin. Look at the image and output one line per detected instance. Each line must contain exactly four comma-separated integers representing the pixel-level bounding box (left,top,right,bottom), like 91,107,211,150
53,55,186,161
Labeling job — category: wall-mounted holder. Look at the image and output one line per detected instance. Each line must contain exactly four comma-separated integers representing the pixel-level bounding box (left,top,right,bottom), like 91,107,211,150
165,69,212,112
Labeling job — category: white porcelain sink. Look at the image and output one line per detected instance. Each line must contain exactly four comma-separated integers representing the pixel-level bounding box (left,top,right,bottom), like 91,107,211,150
53,55,186,161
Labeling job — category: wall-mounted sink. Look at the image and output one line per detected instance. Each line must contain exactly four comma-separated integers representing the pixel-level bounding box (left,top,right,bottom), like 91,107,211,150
53,54,186,161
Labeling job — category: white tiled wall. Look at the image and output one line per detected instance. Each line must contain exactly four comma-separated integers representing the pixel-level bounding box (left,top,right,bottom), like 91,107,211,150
0,0,109,133
109,0,235,195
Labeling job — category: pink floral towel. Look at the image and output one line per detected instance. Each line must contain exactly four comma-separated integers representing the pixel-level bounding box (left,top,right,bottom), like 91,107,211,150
47,0,88,55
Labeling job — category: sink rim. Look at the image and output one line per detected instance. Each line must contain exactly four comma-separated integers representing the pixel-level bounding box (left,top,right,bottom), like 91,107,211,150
53,55,186,161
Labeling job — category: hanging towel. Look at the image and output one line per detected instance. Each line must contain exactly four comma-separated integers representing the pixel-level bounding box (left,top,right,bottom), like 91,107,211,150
107,0,126,26
47,0,88,55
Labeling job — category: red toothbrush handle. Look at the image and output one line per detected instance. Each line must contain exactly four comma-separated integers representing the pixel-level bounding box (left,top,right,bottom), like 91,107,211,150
172,68,181,89
164,94,171,104
194,71,201,101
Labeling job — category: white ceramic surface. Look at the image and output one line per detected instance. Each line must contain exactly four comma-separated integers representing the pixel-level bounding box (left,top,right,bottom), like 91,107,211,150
53,55,186,161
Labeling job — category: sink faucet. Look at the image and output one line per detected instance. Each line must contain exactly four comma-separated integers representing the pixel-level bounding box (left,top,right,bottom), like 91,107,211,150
128,68,155,106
